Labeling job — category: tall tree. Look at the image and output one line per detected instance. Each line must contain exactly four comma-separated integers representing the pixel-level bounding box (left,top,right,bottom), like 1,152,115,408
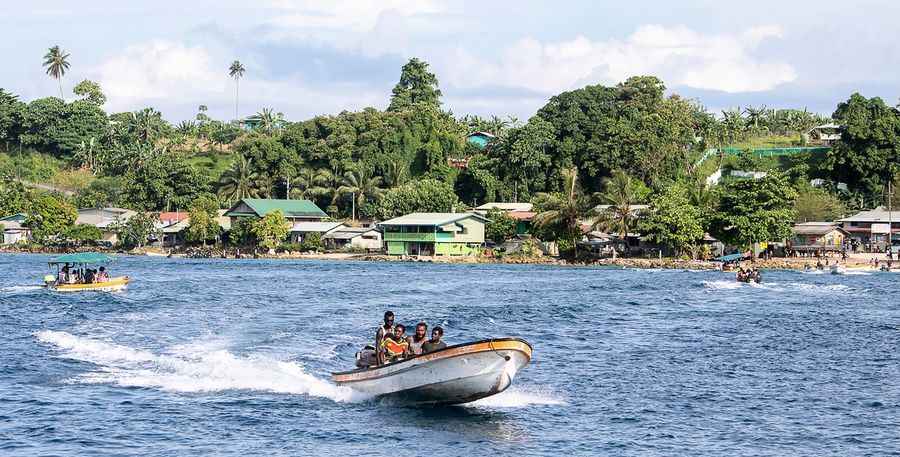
228,60,246,121
73,80,106,105
640,184,705,257
387,58,442,112
592,170,650,239
186,194,221,246
533,168,585,255
43,46,71,99
217,155,259,204
336,167,383,221
709,173,798,252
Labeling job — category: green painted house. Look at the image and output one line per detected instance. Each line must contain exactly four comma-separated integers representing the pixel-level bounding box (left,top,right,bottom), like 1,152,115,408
224,198,327,224
379,213,490,256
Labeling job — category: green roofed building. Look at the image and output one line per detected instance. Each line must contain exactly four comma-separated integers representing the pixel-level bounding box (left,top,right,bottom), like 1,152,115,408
224,198,327,224
378,212,489,256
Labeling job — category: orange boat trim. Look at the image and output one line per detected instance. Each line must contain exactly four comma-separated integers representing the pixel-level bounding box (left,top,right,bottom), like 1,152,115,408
332,339,532,383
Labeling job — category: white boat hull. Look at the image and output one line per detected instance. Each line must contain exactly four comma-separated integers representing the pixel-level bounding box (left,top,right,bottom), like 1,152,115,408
332,338,532,405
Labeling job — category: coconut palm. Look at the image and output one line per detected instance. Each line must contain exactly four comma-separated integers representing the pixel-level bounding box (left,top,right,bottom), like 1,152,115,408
255,108,283,134
533,167,585,254
337,168,384,221
592,170,644,241
382,160,409,188
228,60,245,121
218,155,260,203
43,46,71,99
290,168,331,200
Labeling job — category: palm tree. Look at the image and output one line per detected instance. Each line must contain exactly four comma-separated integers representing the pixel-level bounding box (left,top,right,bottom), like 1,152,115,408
337,168,384,221
228,60,246,121
382,160,409,188
592,170,644,243
533,168,584,255
256,108,283,134
43,46,70,99
217,155,259,203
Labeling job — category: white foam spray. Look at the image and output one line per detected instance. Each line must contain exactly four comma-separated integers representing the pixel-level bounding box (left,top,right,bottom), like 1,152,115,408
36,330,368,403
466,385,566,408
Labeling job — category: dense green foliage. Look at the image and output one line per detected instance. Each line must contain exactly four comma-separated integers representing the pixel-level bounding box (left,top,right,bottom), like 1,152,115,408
485,208,517,244
709,174,798,248
373,179,459,220
113,212,160,249
186,194,221,245
640,185,705,256
252,210,288,250
23,193,77,242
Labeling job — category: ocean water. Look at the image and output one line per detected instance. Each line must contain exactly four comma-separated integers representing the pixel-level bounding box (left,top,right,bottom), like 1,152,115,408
1,254,898,456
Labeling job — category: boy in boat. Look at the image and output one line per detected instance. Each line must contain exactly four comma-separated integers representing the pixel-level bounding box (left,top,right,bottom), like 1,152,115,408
421,326,447,354
407,322,428,356
380,324,410,363
375,311,395,365
96,267,109,282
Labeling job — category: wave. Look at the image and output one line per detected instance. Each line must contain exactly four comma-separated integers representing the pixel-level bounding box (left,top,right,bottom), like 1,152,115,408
35,330,367,403
0,285,44,295
466,385,565,408
702,280,742,290
703,280,852,293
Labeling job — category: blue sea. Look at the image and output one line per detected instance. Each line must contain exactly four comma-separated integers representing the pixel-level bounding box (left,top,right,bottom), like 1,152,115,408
1,254,898,456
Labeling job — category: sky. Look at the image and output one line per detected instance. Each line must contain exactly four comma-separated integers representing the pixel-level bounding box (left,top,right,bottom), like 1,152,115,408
3,0,900,122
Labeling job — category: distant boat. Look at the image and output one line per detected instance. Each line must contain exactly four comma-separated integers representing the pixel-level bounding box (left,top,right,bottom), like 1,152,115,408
44,253,129,292
332,338,532,406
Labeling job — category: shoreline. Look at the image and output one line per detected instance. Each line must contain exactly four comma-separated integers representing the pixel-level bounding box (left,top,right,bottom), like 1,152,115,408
2,246,894,271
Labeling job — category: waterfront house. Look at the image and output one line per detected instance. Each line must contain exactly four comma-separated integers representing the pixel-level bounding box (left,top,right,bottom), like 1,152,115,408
379,213,489,256
837,206,900,251
323,226,383,251
474,203,534,234
0,213,30,245
224,198,327,226
788,222,849,253
155,210,231,248
76,207,137,245
288,221,344,244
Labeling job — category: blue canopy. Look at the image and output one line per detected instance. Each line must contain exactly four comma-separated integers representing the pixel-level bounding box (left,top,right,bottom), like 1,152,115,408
715,253,745,263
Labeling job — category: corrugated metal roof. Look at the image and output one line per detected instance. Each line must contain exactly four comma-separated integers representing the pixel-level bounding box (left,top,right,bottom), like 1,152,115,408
475,202,533,212
289,221,344,233
838,207,897,223
324,228,379,240
226,199,327,218
379,212,489,226
793,222,846,236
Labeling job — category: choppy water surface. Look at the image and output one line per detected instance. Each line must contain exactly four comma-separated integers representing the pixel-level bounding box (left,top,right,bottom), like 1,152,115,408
1,254,898,456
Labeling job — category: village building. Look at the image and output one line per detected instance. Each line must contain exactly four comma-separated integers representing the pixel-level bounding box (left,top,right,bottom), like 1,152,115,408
465,131,496,150
788,222,849,253
288,221,344,244
474,203,535,234
76,207,137,245
323,226,383,251
838,206,900,251
0,213,30,245
379,212,489,256
224,198,327,225
156,210,232,248
805,123,842,146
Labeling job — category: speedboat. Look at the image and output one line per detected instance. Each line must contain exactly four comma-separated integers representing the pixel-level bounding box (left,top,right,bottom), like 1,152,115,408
44,252,130,292
332,338,532,406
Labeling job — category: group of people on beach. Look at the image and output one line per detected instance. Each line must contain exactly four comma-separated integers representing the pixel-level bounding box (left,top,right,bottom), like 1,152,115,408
374,311,447,365
58,263,110,284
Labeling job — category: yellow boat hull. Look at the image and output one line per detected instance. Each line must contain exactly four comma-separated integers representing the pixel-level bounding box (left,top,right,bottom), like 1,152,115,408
48,276,130,292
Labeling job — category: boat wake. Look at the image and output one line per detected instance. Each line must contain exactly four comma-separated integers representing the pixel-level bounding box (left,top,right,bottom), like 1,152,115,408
35,330,368,403
702,280,852,293
466,385,565,408
1,285,44,295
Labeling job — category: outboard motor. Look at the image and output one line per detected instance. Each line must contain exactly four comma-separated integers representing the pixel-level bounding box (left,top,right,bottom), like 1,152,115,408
355,345,377,368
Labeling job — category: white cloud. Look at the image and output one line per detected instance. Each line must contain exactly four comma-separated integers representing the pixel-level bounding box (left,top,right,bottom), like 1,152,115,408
266,0,444,31
441,24,796,95
93,39,386,120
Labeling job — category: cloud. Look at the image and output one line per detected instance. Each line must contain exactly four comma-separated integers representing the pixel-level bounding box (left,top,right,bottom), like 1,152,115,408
93,39,387,120
440,24,797,95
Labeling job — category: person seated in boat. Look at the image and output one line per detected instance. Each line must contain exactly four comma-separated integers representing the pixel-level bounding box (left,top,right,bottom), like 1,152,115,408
380,324,410,363
407,322,428,356
421,326,447,354
59,264,71,284
375,311,396,365
84,268,96,284
96,267,109,282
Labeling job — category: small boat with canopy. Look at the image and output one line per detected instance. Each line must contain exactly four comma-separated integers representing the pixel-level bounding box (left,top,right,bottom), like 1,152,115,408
44,252,129,292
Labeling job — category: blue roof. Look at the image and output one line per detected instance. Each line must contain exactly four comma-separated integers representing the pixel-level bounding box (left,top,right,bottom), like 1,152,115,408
715,253,745,262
